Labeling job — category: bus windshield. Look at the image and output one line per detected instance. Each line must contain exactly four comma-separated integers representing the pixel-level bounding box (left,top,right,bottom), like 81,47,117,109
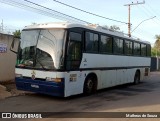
17,29,66,70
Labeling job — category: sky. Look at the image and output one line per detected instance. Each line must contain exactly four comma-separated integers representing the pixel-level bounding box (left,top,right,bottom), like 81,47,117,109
0,0,160,45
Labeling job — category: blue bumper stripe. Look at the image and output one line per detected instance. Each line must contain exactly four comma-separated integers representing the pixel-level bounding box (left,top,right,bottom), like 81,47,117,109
15,77,64,97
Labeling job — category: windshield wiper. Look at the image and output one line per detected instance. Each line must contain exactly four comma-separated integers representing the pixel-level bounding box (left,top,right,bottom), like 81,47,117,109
36,58,48,70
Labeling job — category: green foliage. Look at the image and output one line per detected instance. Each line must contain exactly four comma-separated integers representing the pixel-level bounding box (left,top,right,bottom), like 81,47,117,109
13,30,21,38
103,25,120,31
151,47,160,57
152,35,160,57
154,35,160,48
110,25,120,31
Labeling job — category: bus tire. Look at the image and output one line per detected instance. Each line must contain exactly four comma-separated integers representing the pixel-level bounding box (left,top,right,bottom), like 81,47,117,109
134,70,140,84
83,76,97,95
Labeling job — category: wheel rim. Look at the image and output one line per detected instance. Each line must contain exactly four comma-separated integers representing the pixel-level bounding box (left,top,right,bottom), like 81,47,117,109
87,79,93,91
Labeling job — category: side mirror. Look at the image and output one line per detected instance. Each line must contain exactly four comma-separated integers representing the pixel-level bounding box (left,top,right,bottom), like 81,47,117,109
10,37,20,54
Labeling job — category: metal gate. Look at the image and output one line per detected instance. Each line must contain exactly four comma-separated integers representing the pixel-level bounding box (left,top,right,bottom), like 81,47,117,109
151,57,157,71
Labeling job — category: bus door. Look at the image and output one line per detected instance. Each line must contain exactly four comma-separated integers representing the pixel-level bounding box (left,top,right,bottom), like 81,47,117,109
66,32,82,70
65,31,83,96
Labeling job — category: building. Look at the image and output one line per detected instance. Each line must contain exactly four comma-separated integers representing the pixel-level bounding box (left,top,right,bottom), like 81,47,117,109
0,33,19,82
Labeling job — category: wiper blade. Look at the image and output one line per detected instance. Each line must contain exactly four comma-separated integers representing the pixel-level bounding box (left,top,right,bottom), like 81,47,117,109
36,59,48,70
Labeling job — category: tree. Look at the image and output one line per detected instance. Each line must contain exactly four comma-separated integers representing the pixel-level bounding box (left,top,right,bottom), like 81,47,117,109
154,35,160,48
103,25,120,31
13,30,21,38
151,47,160,57
153,35,160,57
110,25,120,31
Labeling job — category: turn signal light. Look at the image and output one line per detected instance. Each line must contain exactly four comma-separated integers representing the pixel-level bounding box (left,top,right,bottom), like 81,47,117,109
46,77,62,83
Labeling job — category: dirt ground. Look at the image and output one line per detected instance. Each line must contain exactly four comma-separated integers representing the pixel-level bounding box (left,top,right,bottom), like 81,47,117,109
1,72,160,121
0,80,25,100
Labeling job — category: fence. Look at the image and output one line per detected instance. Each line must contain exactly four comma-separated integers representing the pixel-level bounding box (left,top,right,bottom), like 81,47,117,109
151,57,160,71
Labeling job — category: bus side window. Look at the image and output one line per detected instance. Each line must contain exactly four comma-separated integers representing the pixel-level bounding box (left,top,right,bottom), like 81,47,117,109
141,44,147,56
134,42,141,56
124,40,133,55
147,44,151,57
113,37,124,54
100,35,112,53
85,32,98,53
66,32,82,70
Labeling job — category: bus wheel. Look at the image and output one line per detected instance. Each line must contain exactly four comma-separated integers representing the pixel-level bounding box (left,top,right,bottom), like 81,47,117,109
134,71,140,84
83,76,95,95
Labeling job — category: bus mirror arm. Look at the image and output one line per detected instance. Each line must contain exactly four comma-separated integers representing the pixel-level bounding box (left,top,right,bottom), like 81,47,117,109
10,37,20,54
10,48,17,54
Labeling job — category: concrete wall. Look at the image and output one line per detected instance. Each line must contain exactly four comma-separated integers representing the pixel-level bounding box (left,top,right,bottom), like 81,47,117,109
0,33,19,82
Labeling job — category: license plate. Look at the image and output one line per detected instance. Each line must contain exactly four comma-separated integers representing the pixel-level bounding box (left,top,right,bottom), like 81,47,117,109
31,84,39,88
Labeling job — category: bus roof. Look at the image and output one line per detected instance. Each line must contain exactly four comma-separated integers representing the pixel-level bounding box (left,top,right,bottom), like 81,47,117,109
24,22,150,44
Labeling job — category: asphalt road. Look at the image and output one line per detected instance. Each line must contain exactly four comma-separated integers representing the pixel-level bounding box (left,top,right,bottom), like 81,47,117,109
1,72,160,121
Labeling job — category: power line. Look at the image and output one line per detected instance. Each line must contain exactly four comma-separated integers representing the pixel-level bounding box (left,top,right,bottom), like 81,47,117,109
135,4,160,27
23,0,91,24
129,0,160,25
131,16,156,33
52,0,128,24
0,0,92,24
128,0,160,36
142,4,160,24
1,0,128,26
146,3,160,18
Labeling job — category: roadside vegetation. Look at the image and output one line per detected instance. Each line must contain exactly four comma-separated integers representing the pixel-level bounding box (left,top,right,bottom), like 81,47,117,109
152,35,160,57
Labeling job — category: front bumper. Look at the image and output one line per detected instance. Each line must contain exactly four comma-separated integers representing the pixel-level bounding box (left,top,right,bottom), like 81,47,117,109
15,77,64,97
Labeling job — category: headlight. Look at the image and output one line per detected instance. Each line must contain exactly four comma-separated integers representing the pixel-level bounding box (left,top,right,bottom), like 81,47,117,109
46,77,62,83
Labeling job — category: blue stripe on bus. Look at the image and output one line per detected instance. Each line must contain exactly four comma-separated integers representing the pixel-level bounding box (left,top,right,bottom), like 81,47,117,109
15,77,64,97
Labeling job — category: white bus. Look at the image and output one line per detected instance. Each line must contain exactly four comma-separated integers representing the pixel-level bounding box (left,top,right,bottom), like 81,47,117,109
14,22,151,97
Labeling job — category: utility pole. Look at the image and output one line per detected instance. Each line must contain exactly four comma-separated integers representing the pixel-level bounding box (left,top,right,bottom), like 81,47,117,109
124,0,145,37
